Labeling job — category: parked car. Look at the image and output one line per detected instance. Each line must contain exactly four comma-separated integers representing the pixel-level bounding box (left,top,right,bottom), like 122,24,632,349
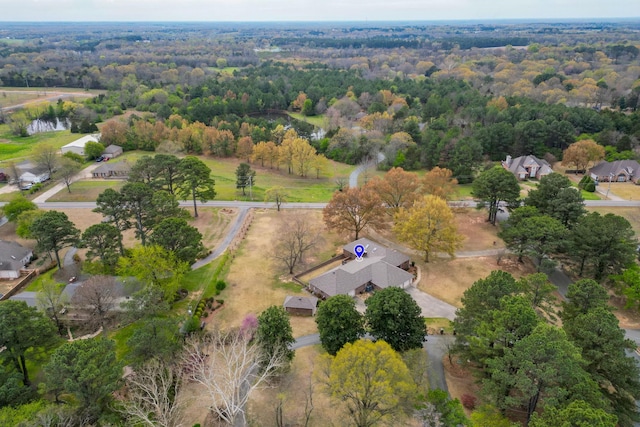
20,183,33,190
95,156,104,162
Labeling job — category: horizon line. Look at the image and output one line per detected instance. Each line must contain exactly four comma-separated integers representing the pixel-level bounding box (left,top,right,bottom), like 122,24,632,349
1,17,640,24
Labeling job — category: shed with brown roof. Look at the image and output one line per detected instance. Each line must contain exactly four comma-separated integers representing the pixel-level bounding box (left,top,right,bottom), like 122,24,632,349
283,295,319,316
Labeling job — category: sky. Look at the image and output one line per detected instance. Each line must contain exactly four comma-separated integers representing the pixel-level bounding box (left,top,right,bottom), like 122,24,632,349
0,0,638,22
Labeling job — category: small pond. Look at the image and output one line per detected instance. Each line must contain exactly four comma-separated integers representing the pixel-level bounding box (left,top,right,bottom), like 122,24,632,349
27,118,70,135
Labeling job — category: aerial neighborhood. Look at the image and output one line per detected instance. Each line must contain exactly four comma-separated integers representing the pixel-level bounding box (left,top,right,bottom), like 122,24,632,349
0,13,640,427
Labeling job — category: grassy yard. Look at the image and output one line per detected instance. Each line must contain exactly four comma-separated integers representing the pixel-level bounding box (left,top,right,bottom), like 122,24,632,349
216,209,339,338
47,180,125,202
287,112,327,128
600,182,640,200
0,126,85,162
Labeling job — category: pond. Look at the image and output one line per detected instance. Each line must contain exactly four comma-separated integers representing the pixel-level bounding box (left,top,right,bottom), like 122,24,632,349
27,118,70,135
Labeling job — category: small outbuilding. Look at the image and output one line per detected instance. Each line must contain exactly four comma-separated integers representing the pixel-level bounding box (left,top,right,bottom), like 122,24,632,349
283,295,318,316
102,144,123,160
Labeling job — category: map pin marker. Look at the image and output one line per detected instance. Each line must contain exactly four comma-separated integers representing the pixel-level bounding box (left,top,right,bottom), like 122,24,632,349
354,244,365,260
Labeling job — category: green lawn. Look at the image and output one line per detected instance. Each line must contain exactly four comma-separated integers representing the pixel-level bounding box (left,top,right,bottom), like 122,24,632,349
48,180,125,202
0,125,89,161
24,269,59,292
580,190,601,200
110,321,139,361
202,157,354,202
455,184,474,199
287,112,327,128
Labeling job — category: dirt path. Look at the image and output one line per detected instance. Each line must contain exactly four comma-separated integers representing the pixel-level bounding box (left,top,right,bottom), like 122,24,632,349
1,90,97,112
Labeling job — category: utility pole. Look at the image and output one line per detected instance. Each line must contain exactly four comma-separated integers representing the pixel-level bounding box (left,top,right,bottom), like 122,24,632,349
249,175,253,200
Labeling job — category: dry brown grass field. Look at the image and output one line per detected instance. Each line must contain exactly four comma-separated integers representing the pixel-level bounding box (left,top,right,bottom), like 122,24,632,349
214,209,343,338
418,256,535,307
587,206,640,234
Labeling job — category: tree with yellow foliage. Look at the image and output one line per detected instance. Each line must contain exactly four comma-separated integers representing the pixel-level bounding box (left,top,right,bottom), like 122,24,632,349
291,137,317,177
251,141,269,167
311,154,329,179
326,340,416,427
394,195,463,262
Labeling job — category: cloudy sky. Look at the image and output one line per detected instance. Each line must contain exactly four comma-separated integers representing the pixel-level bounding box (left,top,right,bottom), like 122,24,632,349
1,0,638,21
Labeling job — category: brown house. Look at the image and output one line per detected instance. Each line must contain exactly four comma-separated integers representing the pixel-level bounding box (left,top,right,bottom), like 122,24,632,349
92,161,131,179
283,296,319,316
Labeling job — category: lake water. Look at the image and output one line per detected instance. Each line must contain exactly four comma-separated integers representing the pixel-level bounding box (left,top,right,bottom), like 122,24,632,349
27,118,70,135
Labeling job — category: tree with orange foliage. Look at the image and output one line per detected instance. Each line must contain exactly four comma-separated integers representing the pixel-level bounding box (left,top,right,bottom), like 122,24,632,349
365,167,420,213
236,136,253,162
422,167,459,200
562,139,605,173
323,187,387,240
291,92,308,111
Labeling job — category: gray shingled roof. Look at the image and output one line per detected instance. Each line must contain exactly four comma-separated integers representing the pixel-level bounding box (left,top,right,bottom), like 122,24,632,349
0,241,32,272
310,239,413,297
283,296,318,310
343,238,410,266
0,241,31,262
590,160,640,179
505,155,552,175
102,144,122,154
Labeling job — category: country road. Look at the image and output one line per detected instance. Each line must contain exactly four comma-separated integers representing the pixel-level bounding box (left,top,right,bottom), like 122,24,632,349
0,90,97,112
10,198,640,211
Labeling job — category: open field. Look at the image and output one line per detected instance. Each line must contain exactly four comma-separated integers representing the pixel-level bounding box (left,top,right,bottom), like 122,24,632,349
287,112,327,128
587,206,640,234
418,256,535,307
214,209,342,338
44,153,354,203
0,87,104,109
0,126,86,161
202,157,354,202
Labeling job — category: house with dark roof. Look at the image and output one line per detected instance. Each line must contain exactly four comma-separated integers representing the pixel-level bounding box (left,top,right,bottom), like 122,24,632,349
502,155,553,180
0,241,33,280
283,295,318,316
308,238,413,299
589,160,640,183
92,161,131,179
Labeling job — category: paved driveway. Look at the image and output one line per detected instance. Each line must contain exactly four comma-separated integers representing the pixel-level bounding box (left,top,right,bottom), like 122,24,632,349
406,286,457,321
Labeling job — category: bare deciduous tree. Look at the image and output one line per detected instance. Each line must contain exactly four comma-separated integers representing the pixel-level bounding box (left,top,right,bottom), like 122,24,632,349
36,280,69,335
32,143,59,178
56,157,81,193
183,329,286,426
72,275,119,334
273,213,321,274
119,359,185,427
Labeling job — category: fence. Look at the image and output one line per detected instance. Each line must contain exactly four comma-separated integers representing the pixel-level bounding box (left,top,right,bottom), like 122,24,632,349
0,270,37,301
292,254,346,286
